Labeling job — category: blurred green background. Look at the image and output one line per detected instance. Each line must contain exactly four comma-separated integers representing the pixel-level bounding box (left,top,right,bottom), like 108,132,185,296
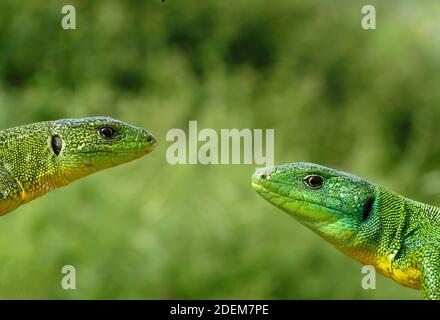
0,0,439,299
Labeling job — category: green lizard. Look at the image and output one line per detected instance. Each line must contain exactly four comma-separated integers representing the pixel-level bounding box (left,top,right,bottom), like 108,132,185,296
0,117,156,217
252,162,440,299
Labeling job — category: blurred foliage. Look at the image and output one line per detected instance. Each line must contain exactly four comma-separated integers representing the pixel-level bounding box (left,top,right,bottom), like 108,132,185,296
0,0,439,299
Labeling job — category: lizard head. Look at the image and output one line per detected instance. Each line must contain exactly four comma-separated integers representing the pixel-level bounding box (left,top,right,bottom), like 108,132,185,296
252,162,377,250
50,117,157,182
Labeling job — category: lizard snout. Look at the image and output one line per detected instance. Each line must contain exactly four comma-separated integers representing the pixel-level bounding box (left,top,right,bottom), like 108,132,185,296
252,167,275,183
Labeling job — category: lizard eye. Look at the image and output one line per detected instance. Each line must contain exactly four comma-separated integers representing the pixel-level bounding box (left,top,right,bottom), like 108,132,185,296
98,127,117,140
304,175,324,189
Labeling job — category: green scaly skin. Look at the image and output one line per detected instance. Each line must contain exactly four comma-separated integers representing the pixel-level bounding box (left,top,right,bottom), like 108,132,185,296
252,162,440,300
0,117,157,216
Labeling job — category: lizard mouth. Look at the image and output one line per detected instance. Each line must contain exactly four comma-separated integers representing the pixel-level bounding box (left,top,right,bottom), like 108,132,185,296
252,179,344,218
78,141,156,156
251,181,267,192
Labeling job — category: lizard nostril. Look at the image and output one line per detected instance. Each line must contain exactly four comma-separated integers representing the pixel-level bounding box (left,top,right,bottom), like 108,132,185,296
146,134,155,143
261,174,268,180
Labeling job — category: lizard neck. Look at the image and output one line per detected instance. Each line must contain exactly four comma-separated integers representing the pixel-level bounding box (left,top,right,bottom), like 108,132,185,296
336,186,408,273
